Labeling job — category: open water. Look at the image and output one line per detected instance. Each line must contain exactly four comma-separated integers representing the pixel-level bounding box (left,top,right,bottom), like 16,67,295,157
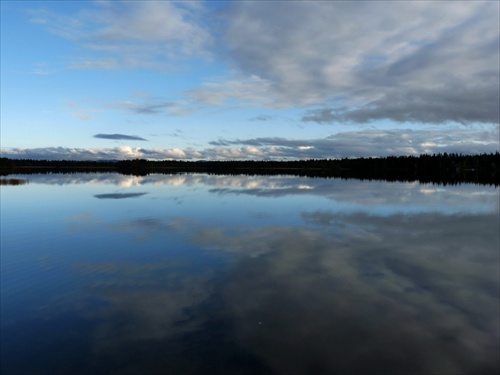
1,173,499,374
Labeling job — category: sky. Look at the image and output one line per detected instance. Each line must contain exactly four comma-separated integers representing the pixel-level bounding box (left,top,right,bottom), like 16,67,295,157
1,0,499,161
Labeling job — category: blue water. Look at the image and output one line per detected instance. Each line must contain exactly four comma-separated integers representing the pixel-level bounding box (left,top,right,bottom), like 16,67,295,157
1,173,499,374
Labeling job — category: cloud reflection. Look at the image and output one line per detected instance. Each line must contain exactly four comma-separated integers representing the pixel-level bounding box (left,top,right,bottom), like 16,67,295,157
73,208,499,373
94,192,148,199
16,173,499,215
191,212,499,374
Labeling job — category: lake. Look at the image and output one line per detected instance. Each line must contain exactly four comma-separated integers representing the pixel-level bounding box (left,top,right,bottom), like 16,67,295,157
1,173,499,374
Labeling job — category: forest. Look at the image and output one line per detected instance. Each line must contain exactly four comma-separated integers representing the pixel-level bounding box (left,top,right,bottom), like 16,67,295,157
1,153,499,186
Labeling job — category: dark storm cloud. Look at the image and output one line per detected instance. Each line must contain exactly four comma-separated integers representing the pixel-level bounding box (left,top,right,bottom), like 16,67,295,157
94,134,148,141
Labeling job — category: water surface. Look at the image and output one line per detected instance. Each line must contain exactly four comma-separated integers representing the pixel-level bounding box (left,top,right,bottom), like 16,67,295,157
1,173,499,374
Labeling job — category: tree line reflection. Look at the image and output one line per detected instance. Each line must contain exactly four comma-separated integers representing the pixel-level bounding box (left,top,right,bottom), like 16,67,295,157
0,178,29,185
1,153,499,185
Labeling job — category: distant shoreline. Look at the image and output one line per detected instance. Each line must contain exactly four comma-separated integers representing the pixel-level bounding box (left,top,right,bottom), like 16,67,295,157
1,153,499,186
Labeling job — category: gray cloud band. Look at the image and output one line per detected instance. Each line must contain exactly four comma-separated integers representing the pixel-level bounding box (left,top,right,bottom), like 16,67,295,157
94,134,148,141
3,126,499,160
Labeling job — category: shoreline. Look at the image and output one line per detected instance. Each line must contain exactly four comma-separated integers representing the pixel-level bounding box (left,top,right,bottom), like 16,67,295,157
1,153,498,186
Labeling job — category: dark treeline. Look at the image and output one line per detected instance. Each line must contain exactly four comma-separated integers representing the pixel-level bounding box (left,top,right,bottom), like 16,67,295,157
1,153,499,186
0,178,29,186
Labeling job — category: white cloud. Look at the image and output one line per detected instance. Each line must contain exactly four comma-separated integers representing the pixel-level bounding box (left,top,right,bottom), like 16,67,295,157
188,74,277,107
90,2,208,52
2,126,498,161
30,1,213,69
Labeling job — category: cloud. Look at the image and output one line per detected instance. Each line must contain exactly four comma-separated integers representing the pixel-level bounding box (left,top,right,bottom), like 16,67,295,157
1,146,147,160
30,1,213,69
187,75,276,107
215,1,499,124
27,2,499,126
2,126,498,161
208,127,500,159
249,115,274,122
94,133,148,141
302,84,500,125
69,58,122,70
108,99,192,116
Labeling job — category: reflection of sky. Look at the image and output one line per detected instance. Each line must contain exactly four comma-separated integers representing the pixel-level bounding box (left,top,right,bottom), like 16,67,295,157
1,174,498,374
7,173,499,217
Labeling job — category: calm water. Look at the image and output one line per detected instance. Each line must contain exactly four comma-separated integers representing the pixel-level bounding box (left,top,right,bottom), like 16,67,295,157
1,173,499,375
